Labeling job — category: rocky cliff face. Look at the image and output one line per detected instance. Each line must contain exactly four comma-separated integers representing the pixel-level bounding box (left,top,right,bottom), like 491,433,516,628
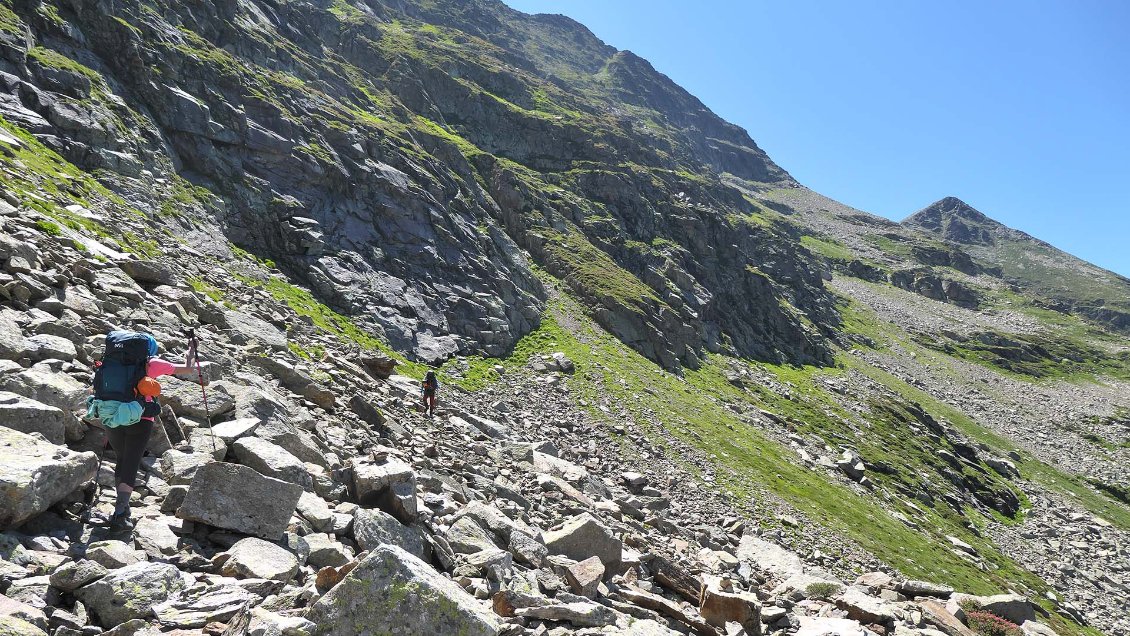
0,0,834,369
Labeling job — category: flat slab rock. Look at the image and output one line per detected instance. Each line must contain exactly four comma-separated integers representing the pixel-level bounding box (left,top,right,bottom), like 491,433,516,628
306,544,499,636
736,534,805,581
0,427,97,529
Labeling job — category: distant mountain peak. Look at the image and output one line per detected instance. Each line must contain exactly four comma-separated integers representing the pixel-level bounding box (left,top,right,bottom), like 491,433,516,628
902,197,1000,246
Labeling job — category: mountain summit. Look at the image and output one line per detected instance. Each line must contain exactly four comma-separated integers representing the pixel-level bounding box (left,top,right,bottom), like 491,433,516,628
903,196,1130,330
902,196,1002,246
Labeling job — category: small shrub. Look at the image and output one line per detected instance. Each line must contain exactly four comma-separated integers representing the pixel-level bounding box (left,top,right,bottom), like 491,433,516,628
958,598,984,613
35,219,63,236
965,610,1022,636
805,581,842,600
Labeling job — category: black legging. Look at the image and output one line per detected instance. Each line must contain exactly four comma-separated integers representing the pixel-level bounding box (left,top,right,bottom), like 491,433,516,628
107,419,154,488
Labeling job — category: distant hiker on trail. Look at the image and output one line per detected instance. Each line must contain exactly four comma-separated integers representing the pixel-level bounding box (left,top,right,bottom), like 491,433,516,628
85,330,201,530
422,370,438,416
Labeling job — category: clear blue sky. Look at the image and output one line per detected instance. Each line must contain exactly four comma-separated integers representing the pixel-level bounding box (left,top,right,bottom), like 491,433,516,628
502,1,1130,277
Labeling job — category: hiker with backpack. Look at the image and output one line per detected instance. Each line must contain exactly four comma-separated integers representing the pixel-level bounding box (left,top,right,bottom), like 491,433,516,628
422,370,438,416
86,330,199,529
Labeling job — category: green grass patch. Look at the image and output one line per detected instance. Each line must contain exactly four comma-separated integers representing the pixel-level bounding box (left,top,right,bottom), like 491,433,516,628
540,227,664,312
187,276,224,303
34,219,63,236
801,235,855,262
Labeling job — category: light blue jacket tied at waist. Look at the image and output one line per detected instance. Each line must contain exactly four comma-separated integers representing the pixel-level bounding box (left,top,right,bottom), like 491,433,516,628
85,396,143,428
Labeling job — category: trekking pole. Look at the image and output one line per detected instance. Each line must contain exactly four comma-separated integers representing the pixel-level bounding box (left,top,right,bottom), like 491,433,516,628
184,327,217,454
80,421,109,523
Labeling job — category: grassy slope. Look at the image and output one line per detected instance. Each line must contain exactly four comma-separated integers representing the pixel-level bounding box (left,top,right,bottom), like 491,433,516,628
442,285,1114,636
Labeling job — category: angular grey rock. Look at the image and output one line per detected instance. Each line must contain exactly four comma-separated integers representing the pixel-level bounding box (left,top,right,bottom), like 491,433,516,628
0,316,28,362
85,540,145,569
699,575,761,631
247,607,316,636
209,418,260,444
0,367,87,442
564,556,604,599
296,491,333,532
446,516,497,554
736,534,805,581
221,538,299,583
187,430,228,461
304,534,351,568
118,260,176,286
157,449,214,486
350,458,417,522
177,462,303,540
507,530,548,567
49,559,108,592
233,437,312,490
224,311,287,350
453,500,537,543
835,586,895,625
0,616,47,636
352,508,428,560
162,378,235,418
543,512,622,571
23,335,77,363
306,544,499,636
516,601,618,627
0,595,46,631
0,427,97,529
151,583,256,628
132,517,181,557
74,561,187,627
897,579,954,598
0,391,66,444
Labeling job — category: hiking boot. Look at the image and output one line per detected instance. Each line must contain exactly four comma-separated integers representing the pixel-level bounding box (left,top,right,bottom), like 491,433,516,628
108,510,134,531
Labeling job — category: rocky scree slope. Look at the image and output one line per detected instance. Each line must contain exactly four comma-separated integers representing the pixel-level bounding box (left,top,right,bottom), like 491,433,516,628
0,181,1097,636
0,0,835,370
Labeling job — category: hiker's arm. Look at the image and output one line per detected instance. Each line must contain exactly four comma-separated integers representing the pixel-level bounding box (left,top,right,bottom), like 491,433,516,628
148,358,213,381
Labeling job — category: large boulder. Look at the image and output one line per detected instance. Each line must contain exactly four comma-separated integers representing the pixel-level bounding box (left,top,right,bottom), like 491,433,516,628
0,392,66,444
233,437,313,490
543,513,621,571
176,462,302,540
306,544,499,636
118,260,176,286
350,457,417,523
0,428,97,529
224,310,287,349
220,538,299,583
74,561,187,627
